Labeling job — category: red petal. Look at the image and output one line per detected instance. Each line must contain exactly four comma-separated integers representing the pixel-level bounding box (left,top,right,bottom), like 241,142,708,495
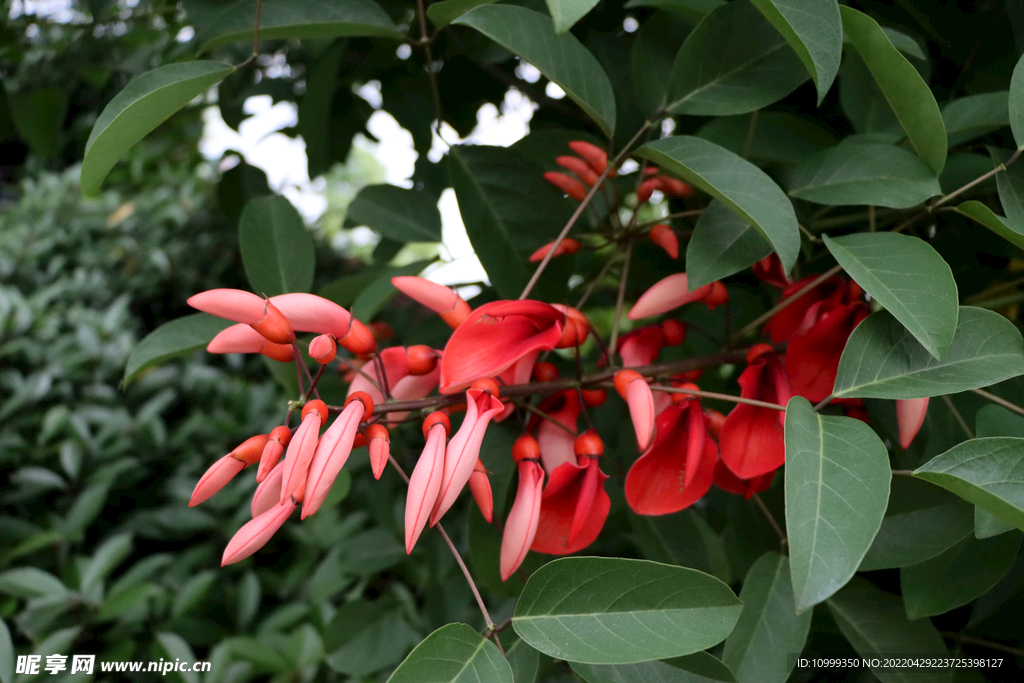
629,273,712,320
302,401,363,519
501,460,545,580
718,404,785,479
897,397,929,449
531,460,610,554
405,424,448,553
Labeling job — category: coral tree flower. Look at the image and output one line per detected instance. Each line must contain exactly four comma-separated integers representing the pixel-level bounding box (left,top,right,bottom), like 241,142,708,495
529,238,582,263
628,273,727,320
391,276,472,329
406,412,450,554
190,434,269,506
468,459,494,522
531,390,581,474
222,498,297,566
439,300,563,394
897,397,929,448
302,392,373,519
719,345,792,479
615,370,656,452
279,400,328,505
366,424,391,480
501,435,546,581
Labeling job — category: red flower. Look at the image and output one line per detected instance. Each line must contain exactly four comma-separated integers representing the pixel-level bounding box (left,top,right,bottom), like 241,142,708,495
713,459,774,499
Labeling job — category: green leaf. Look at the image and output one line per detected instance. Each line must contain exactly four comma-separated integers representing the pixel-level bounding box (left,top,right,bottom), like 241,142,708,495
914,437,1024,532
81,61,235,196
512,557,742,664
901,532,1022,619
973,407,1024,539
665,0,809,116
827,583,950,683
784,396,890,611
427,0,500,28
696,112,837,166
624,0,723,24
955,200,1024,250
171,570,216,619
1010,53,1024,149
80,533,133,596
572,652,736,683
748,0,842,104
636,136,799,272
975,507,1016,539
992,147,1024,229
630,510,732,583
839,7,947,174
0,618,12,683
686,200,772,291
182,0,401,52
326,602,419,678
823,233,957,359
505,638,540,683
722,553,811,683
833,307,1024,399
123,313,233,386
386,623,513,683
156,632,201,683
859,502,975,571
630,16,683,117
546,0,600,33
351,260,434,322
942,91,1010,147
238,195,315,297
347,185,443,243
454,6,616,137
789,142,941,209
0,568,68,598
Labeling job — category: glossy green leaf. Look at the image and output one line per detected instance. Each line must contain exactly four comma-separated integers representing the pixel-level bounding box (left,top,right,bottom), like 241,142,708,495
386,623,513,683
914,437,1024,532
427,0,499,28
942,91,1010,147
238,195,315,297
624,0,723,24
546,0,600,33
901,531,1022,619
839,7,946,174
183,0,401,52
686,200,772,290
992,147,1024,229
824,233,957,359
123,313,233,386
572,652,736,683
827,583,950,683
0,568,68,598
975,507,1016,539
156,632,201,683
859,502,974,571
347,185,443,243
790,143,941,209
636,136,799,272
838,51,903,140
784,397,890,611
665,0,808,116
512,557,742,664
955,200,1024,250
722,553,811,683
696,112,837,166
748,0,842,104
1010,53,1024,149
833,307,1024,399
454,6,616,137
81,61,235,196
0,618,12,683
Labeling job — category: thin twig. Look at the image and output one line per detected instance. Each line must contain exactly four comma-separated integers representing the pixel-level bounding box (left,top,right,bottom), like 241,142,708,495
940,633,1024,657
730,265,842,343
941,394,974,439
514,400,577,436
636,209,703,230
292,343,307,395
891,469,916,477
337,358,382,393
814,394,834,411
304,363,326,401
930,148,1022,211
971,388,1024,420
647,384,786,412
752,494,787,547
373,353,393,400
607,239,634,364
413,0,444,137
234,0,263,69
573,253,619,309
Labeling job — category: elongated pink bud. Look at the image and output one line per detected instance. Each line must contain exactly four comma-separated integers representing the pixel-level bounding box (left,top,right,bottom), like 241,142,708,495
279,401,327,505
468,458,493,523
406,413,450,554
188,289,266,324
615,370,656,452
501,440,545,581
650,224,679,259
309,334,337,364
301,395,371,519
544,171,588,201
366,424,390,480
190,455,247,507
628,273,716,320
568,140,611,175
252,463,284,518
529,238,582,263
222,499,296,566
897,397,929,449
555,155,600,186
391,276,472,329
257,426,291,483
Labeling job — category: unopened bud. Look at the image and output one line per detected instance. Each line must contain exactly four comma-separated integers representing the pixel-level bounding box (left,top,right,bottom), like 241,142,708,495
309,334,337,364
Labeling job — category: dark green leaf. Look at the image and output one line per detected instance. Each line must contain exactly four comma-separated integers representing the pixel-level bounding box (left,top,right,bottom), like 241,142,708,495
4,86,66,159
506,638,540,683
976,507,1016,539
82,61,235,196
427,0,500,28
665,0,809,116
748,0,842,104
833,307,1024,399
123,314,233,386
238,195,315,296
784,397,890,611
1010,53,1024,149
624,0,722,24
686,200,772,290
351,260,434,322
955,200,1024,250
859,502,974,571
838,51,903,140
901,532,1022,619
722,552,811,683
630,509,732,583
630,14,684,116
80,533,133,596
696,112,837,166
827,583,950,683
572,652,736,683
992,147,1024,230
942,91,1010,147
512,557,742,664
636,136,799,272
914,437,1024,532
171,570,216,619
824,233,957,359
326,601,419,678
0,618,12,683
790,142,941,209
386,623,513,683
546,0,600,33
156,632,200,683
347,185,443,243
839,7,947,174
0,568,68,599
454,6,616,137
183,0,401,52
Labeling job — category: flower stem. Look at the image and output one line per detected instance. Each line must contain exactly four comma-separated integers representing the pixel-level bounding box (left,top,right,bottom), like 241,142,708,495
646,384,786,412
608,238,635,365
730,264,842,344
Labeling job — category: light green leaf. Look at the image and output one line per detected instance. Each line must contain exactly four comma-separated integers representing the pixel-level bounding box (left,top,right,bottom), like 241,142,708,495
956,200,1024,250
624,0,723,24
156,632,201,683
427,0,499,28
505,638,540,683
1010,53,1024,149
914,437,1024,532
454,5,616,137
0,618,12,683
512,557,742,664
859,502,974,571
665,0,809,116
790,142,941,209
722,553,811,683
973,406,1024,538
386,623,512,683
572,652,736,683
686,200,772,290
347,185,442,243
81,61,235,196
942,91,1010,147
823,233,957,359
696,112,837,165
123,313,233,386
183,0,401,52
748,0,842,104
80,533,133,596
975,507,1016,539
546,0,600,33
833,307,1024,399
0,568,68,599
784,397,890,611
827,583,950,683
839,6,947,174
901,532,1022,619
239,195,315,297
992,147,1024,229
636,136,800,272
